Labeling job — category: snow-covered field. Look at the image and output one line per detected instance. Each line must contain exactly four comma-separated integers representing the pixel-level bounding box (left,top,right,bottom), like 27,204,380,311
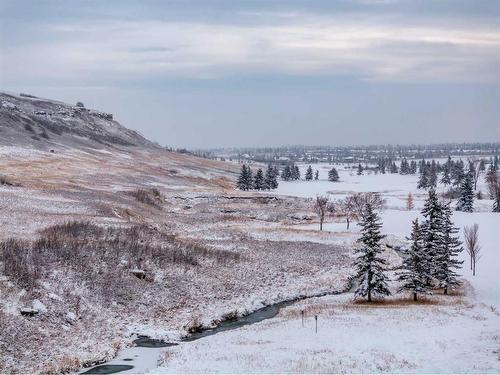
153,163,500,373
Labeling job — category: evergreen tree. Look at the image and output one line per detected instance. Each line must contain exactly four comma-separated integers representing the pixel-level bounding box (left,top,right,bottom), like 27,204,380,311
353,204,391,302
417,164,429,189
451,160,465,187
435,203,463,294
441,156,452,185
237,165,253,191
420,189,445,284
281,165,291,181
493,188,500,212
399,158,409,175
314,170,319,180
305,165,313,181
292,165,300,180
456,168,474,212
396,219,429,301
409,160,417,174
264,164,278,190
428,160,438,189
328,167,339,182
357,163,363,176
253,168,265,190
418,159,426,174
378,159,386,174
390,162,398,174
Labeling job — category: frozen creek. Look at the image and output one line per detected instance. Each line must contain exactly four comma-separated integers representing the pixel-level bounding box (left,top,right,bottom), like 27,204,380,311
79,287,351,374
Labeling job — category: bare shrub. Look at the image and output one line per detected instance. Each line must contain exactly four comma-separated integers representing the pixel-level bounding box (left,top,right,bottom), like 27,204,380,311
442,188,461,199
464,224,482,276
0,175,18,186
338,192,385,229
0,238,44,290
314,195,329,231
406,192,414,210
128,188,164,208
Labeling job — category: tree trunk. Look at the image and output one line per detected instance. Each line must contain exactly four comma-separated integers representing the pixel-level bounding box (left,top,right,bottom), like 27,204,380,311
413,292,417,301
473,259,476,276
346,217,350,230
320,219,323,231
444,287,448,295
368,289,371,302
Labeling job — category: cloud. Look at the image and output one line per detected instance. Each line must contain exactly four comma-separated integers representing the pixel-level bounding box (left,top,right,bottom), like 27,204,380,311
1,11,499,87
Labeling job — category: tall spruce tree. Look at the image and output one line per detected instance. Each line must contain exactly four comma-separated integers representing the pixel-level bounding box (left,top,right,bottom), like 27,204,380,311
397,219,429,301
353,203,391,302
253,168,265,190
456,168,474,212
328,167,339,182
305,165,313,181
435,203,463,294
292,165,300,180
420,189,445,284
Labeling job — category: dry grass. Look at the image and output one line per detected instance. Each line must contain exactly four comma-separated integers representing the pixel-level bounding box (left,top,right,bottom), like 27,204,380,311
127,188,164,209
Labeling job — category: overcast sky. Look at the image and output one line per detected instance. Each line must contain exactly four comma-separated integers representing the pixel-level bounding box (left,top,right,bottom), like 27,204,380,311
1,0,499,148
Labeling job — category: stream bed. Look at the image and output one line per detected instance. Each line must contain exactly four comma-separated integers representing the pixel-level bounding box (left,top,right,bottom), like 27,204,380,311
80,286,351,374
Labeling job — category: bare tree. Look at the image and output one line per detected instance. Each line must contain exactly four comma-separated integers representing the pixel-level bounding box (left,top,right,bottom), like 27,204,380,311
406,192,414,210
314,195,329,231
339,192,386,229
463,224,482,276
468,159,481,191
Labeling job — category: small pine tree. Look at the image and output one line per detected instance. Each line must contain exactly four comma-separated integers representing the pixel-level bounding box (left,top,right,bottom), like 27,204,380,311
264,164,278,190
314,170,319,180
305,165,313,181
417,165,429,189
390,162,398,174
357,163,363,176
428,160,438,188
292,165,300,180
396,219,429,301
281,165,291,181
410,160,417,174
441,156,452,186
435,203,463,294
456,169,474,212
353,203,391,302
254,168,265,190
237,165,250,191
328,167,339,182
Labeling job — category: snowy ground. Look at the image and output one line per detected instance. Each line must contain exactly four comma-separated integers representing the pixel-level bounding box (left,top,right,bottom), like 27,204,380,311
153,163,500,373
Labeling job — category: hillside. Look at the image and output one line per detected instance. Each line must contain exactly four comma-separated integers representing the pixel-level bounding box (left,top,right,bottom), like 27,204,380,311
0,92,351,374
0,92,157,150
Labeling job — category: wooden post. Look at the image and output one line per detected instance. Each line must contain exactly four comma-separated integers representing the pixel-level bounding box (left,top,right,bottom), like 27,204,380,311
315,315,318,333
301,310,304,327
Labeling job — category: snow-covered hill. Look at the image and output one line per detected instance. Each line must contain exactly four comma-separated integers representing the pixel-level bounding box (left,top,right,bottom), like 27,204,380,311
0,92,157,150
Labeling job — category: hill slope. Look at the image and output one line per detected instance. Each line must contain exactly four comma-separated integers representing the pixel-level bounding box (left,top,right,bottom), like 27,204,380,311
0,92,157,150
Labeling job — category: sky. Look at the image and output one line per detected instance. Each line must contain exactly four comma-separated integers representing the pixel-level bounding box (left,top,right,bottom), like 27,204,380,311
0,0,499,149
